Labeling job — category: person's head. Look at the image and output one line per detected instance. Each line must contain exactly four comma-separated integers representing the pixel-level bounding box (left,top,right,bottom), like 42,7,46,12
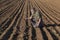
31,7,37,14
33,8,36,12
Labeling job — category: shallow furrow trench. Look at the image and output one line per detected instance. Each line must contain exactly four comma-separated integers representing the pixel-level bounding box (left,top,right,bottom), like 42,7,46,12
0,0,60,40
0,0,23,35
0,0,25,39
35,0,60,24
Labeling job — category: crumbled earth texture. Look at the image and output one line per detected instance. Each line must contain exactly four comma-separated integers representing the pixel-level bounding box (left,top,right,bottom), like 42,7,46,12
0,0,60,40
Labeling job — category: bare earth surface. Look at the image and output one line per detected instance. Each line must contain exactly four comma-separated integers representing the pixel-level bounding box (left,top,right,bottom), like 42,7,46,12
0,0,60,40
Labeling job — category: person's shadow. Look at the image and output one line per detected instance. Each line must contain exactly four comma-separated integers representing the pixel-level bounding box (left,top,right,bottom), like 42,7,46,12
38,11,60,28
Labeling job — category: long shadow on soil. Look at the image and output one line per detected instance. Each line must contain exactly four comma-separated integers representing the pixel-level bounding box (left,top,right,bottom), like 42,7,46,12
39,12,59,40
45,24,60,27
38,12,48,40
39,18,48,40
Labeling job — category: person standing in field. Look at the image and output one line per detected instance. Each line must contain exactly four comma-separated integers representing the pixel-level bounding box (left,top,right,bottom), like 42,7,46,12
25,8,41,27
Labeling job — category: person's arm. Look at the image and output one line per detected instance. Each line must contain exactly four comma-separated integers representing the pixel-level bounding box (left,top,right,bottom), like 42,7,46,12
35,19,41,27
25,15,33,20
37,19,41,24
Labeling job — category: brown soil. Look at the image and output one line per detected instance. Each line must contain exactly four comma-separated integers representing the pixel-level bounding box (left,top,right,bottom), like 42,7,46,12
0,0,60,40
